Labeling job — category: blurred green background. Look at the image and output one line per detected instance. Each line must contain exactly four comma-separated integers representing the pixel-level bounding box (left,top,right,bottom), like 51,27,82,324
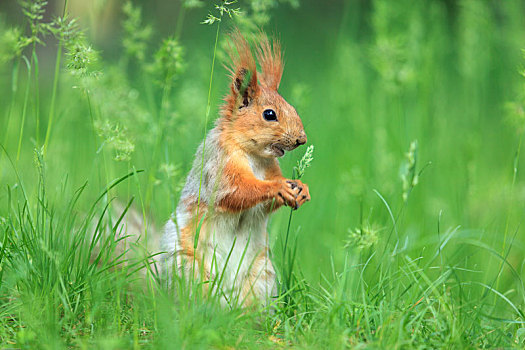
2,0,525,280
1,0,525,283
1,0,525,346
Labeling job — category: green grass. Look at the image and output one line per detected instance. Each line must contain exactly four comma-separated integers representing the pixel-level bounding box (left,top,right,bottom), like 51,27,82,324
1,0,525,348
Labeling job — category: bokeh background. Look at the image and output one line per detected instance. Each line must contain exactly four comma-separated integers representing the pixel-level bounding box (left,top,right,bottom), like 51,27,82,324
2,0,525,287
1,0,525,284
1,0,525,346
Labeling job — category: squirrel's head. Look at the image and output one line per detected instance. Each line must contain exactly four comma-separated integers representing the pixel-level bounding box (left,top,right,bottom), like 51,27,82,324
220,30,307,159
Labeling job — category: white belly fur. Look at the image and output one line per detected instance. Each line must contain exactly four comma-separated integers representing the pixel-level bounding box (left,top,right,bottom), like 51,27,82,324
164,204,276,306
161,154,277,306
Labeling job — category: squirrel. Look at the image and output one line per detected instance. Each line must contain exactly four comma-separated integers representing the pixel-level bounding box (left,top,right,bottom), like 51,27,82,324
160,30,310,307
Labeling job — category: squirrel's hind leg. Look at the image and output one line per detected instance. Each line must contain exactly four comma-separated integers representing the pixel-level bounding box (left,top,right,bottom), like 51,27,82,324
240,247,277,308
161,219,215,299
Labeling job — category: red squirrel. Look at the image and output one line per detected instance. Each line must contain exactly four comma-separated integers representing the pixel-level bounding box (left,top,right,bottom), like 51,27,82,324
161,30,310,307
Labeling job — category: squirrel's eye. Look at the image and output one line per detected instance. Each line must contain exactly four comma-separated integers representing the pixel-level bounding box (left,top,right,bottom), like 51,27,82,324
263,109,278,122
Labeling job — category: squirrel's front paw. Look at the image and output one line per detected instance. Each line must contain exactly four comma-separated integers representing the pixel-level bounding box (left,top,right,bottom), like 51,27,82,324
274,179,311,210
286,179,311,209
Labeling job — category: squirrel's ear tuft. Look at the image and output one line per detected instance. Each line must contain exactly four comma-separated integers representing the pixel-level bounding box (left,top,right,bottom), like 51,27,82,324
256,32,283,91
226,29,259,108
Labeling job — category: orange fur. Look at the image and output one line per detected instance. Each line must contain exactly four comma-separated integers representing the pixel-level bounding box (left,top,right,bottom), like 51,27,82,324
256,32,284,90
178,201,208,275
264,161,286,211
217,157,277,212
222,29,259,120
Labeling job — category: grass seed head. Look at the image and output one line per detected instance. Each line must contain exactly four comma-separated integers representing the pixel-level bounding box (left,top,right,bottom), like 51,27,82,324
66,42,99,77
0,27,26,62
150,38,185,86
345,224,380,250
122,1,153,63
401,140,418,203
19,0,50,44
202,1,240,25
50,15,84,48
95,120,135,162
294,145,314,179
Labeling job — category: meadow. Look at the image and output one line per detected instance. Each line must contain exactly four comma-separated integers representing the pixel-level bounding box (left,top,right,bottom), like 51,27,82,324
1,0,525,348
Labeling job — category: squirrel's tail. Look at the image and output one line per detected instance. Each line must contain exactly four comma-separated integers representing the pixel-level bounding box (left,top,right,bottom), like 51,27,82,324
90,200,162,277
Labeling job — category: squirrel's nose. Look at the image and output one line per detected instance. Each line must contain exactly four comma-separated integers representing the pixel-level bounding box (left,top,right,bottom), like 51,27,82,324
295,133,307,146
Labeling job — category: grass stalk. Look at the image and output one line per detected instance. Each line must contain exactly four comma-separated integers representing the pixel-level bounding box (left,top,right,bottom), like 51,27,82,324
43,40,63,154
195,18,221,245
495,129,524,295
32,47,40,145
16,56,32,161
0,59,20,181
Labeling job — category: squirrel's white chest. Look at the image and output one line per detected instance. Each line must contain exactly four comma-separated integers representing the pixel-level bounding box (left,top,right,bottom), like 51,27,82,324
210,205,269,259
247,155,268,180
210,155,269,268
